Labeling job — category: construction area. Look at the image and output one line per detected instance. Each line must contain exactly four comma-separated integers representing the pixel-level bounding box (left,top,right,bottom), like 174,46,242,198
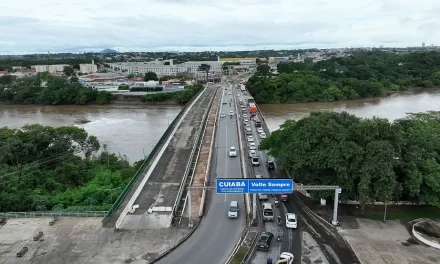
105,86,217,230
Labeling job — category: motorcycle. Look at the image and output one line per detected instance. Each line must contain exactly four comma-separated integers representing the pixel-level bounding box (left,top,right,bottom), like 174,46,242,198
276,230,282,242
274,198,279,208
277,215,282,225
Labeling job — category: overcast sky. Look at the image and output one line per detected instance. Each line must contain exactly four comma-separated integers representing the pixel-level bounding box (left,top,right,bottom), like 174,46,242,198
1,0,440,54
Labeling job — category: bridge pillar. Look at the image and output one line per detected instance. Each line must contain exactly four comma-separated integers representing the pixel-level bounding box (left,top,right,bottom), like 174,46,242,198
188,190,193,228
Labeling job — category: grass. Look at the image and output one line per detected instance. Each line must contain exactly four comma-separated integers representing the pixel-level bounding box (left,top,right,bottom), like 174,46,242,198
363,206,440,221
230,246,249,264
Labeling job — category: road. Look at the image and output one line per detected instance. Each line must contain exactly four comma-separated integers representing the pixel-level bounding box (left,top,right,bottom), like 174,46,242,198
233,90,302,264
155,83,246,264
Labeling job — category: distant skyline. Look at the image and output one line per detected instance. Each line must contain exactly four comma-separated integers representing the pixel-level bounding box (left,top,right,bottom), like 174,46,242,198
1,0,440,55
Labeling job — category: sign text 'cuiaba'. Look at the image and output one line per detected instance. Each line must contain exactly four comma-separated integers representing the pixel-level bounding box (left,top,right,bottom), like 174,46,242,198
216,179,294,194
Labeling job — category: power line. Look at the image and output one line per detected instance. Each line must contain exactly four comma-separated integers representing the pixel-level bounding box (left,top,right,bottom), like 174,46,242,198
0,150,83,182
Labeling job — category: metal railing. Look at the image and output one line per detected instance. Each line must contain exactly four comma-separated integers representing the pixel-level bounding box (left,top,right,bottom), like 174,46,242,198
101,86,206,226
1,211,108,219
172,87,218,226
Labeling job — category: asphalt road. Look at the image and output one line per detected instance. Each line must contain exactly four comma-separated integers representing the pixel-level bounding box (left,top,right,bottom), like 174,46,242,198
234,90,303,264
155,83,246,264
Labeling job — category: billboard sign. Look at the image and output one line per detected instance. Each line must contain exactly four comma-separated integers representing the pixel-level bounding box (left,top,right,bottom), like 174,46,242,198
216,179,293,194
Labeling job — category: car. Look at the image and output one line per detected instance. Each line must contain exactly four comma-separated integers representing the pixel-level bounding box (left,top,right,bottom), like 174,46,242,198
229,146,237,157
252,157,260,166
285,213,297,229
260,132,267,139
278,252,294,264
255,174,263,179
249,143,256,150
256,232,274,251
222,102,227,105
229,110,234,116
257,128,264,133
258,193,269,200
220,113,226,118
267,160,275,170
248,149,257,158
243,119,248,123
280,194,288,201
247,136,254,142
228,92,232,95
243,114,248,118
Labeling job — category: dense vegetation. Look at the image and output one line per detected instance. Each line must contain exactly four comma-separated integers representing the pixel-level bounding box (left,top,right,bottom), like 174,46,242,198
0,73,113,105
140,83,204,103
246,51,440,103
0,125,141,212
261,111,440,210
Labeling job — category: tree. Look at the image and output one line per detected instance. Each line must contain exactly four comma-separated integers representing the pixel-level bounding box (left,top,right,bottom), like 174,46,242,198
199,64,211,83
63,66,75,77
144,72,158,82
256,64,271,76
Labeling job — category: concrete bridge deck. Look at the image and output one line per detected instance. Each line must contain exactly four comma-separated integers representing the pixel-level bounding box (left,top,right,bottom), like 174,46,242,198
105,86,217,229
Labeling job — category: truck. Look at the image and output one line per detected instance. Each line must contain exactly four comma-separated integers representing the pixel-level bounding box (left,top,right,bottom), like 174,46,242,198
240,84,246,92
249,103,257,113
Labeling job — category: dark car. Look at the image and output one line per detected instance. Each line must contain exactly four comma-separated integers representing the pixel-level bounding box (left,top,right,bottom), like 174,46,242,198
267,161,275,170
256,232,274,251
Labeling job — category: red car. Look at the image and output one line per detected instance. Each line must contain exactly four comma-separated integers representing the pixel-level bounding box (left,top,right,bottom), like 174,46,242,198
280,194,288,202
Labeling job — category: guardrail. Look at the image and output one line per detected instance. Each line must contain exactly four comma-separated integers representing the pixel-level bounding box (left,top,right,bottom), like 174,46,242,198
101,86,206,226
172,87,218,226
1,211,108,219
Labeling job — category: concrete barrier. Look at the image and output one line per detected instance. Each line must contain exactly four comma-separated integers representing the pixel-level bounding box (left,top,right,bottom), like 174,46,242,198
115,86,208,229
412,221,440,249
199,89,221,217
173,86,218,226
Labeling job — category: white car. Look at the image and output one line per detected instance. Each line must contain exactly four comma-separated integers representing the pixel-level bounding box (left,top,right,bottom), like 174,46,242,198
249,143,256,150
229,146,237,157
278,252,294,264
248,149,257,158
285,213,297,229
243,119,248,123
257,128,264,133
260,132,267,139
243,114,248,118
229,110,234,116
220,113,226,118
251,157,259,166
258,193,268,200
247,136,254,142
245,124,251,128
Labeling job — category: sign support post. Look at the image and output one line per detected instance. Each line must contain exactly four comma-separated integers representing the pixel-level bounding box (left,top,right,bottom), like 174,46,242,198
332,188,341,225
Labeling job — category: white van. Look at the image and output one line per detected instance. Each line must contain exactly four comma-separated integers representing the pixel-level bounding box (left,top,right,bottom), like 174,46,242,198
228,201,239,219
262,202,274,221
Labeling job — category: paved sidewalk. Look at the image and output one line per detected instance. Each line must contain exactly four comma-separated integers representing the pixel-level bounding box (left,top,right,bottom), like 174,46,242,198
339,219,440,264
0,218,192,264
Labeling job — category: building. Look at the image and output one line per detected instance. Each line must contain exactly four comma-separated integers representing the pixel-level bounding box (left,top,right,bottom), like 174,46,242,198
31,64,69,73
422,42,426,48
218,57,257,64
80,60,98,74
108,60,223,77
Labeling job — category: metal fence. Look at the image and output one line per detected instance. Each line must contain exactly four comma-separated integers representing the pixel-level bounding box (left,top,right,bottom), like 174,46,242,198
101,86,206,226
0,211,108,219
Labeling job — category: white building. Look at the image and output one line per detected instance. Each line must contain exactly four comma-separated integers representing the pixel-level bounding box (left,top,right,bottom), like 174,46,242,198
31,64,69,73
80,60,98,74
108,60,223,77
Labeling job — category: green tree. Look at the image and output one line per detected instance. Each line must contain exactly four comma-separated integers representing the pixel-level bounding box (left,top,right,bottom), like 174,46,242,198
199,64,211,82
63,66,75,76
144,71,158,81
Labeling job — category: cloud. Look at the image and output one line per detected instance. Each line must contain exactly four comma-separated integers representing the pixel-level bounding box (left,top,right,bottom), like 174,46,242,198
1,0,440,54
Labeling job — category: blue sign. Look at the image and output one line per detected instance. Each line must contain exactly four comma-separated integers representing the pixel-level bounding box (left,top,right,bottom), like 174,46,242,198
216,179,293,194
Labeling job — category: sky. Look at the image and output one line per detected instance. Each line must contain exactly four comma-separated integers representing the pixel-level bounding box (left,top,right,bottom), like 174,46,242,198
1,0,440,54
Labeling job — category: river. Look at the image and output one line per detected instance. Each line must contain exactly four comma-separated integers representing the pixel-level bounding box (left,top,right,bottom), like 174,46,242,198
0,104,183,163
1,90,440,162
260,89,440,132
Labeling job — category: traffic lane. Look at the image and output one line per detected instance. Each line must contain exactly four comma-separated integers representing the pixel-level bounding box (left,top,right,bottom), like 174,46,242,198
156,86,245,264
250,122,303,262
